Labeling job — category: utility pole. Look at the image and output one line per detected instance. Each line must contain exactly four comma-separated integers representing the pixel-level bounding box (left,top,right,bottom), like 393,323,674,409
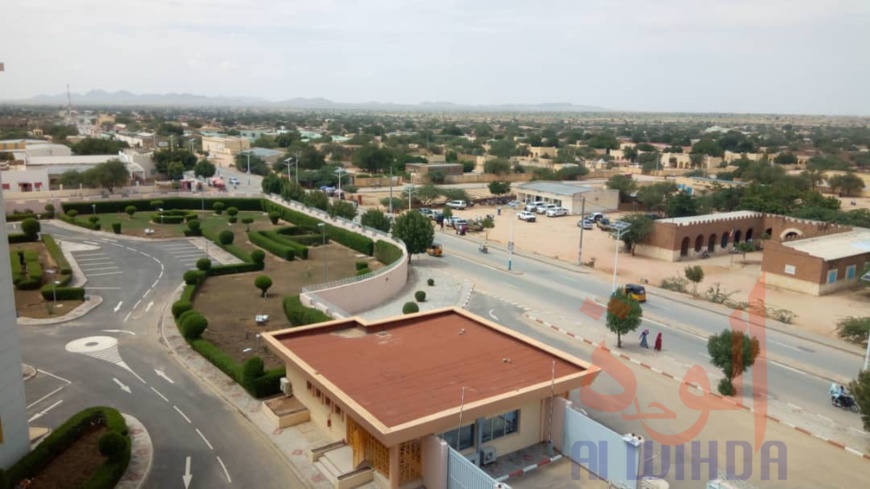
577,197,586,266
295,151,299,185
389,163,394,215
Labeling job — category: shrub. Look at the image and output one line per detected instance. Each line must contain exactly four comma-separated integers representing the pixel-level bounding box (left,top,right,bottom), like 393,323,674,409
111,222,122,234
228,216,238,224
355,260,369,271
427,278,435,286
242,356,265,382
150,200,164,209
41,235,71,274
415,290,426,302
177,309,201,326
181,313,208,339
356,267,371,276
402,302,419,314
268,211,280,224
183,270,204,285
343,185,358,193
184,213,199,223
374,240,402,265
254,275,273,297
44,203,55,217
89,215,100,225
241,216,254,230
227,206,239,217
718,378,735,396
21,217,40,237
98,431,128,461
196,258,212,272
283,295,331,326
172,300,193,319
186,219,202,236
39,285,85,301
251,249,265,265
218,229,234,245
67,209,78,218
249,232,295,261
125,205,136,218
213,202,225,215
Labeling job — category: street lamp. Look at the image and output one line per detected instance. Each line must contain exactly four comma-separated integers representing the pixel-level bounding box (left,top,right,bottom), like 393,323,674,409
317,223,326,282
611,222,632,293
407,185,415,211
335,168,347,197
92,204,96,215
46,269,58,310
245,150,252,175
158,207,164,225
284,156,299,186
508,209,516,271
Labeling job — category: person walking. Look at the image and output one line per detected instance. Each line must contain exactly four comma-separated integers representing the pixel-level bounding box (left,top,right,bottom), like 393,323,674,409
639,329,650,349
654,332,663,352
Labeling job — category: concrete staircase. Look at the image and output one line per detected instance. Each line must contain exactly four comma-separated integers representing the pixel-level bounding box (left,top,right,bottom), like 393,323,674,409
313,445,354,486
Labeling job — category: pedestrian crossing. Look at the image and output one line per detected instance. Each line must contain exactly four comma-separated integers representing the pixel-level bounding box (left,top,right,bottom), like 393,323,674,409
159,241,209,268
74,250,122,277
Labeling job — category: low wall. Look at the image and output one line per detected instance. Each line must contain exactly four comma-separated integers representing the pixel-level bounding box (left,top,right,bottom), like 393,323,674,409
422,435,448,489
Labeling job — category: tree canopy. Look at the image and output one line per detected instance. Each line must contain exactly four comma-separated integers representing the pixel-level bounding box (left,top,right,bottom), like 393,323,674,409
707,329,761,396
391,210,434,261
605,290,643,348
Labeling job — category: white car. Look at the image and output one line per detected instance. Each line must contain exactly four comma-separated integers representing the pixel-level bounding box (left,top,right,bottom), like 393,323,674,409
538,204,557,215
546,207,568,217
518,211,537,222
578,218,594,229
228,176,240,185
446,200,467,210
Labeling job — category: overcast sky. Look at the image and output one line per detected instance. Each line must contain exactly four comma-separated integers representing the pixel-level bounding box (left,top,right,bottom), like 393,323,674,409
2,0,869,115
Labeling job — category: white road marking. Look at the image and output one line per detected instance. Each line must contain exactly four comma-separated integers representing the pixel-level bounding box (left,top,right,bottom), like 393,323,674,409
37,368,72,384
217,456,232,483
125,246,137,251
82,266,119,271
488,309,500,321
88,271,124,277
196,428,214,450
139,252,152,258
145,301,154,312
152,279,159,288
114,301,123,313
102,329,136,335
124,311,132,322
27,386,67,409
134,299,142,309
768,339,803,352
817,414,833,423
154,369,175,384
143,289,150,298
770,360,808,376
87,287,122,290
845,447,864,457
174,405,192,423
849,427,865,435
151,387,169,402
113,378,132,393
29,400,64,422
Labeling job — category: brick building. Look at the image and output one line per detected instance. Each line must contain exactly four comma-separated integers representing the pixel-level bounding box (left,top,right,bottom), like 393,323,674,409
634,210,869,296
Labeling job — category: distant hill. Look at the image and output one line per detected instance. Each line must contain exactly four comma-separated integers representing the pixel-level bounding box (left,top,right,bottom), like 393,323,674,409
10,90,609,112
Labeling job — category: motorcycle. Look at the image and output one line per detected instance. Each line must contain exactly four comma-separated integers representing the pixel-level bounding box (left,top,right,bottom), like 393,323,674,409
478,244,489,254
830,384,860,413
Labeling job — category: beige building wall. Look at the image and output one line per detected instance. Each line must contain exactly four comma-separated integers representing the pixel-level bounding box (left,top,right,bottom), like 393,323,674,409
528,146,557,159
285,367,349,441
202,135,250,156
421,435,448,489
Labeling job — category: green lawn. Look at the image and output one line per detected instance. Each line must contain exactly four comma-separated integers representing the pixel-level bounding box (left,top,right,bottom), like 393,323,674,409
94,210,270,238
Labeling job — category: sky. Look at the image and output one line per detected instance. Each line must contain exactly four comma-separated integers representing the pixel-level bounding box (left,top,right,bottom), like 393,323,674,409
2,0,870,115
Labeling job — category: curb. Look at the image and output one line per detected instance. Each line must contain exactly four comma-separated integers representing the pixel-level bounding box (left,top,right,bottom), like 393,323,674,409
22,364,37,381
117,414,153,489
524,313,870,462
460,280,475,309
495,453,563,483
17,295,104,326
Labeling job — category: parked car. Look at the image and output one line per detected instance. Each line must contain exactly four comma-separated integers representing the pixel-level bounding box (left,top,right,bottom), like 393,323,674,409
597,217,612,231
590,212,605,222
228,176,240,185
538,204,558,215
546,207,568,217
448,218,468,228
524,201,543,212
518,211,537,222
506,200,520,208
446,200,468,210
418,208,435,218
578,218,594,229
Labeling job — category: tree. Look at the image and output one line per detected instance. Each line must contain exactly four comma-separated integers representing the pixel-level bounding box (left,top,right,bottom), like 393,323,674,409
410,184,441,206
636,181,678,215
773,152,798,165
152,149,197,173
665,192,699,218
849,370,870,430
60,170,84,188
21,217,40,237
707,329,761,396
241,217,254,231
125,205,136,219
483,158,511,175
690,138,724,158
556,165,589,181
328,200,357,220
71,137,129,155
487,139,518,158
429,170,446,184
304,190,329,211
684,265,704,297
623,146,639,162
85,159,130,192
353,143,393,173
361,209,391,232
481,215,495,240
166,161,185,181
605,290,643,348
617,214,654,253
488,181,511,196
254,275,273,298
196,258,212,272
836,317,870,345
828,173,866,197
606,175,637,203
193,159,216,178
380,196,404,212
234,152,269,175
391,210,434,261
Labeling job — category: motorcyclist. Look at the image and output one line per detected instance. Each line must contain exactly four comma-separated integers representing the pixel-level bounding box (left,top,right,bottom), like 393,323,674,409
479,243,488,253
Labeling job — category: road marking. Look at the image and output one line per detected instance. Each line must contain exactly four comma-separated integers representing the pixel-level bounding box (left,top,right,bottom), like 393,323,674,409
152,279,160,288
216,456,232,483
155,369,175,384
488,309,500,321
102,329,136,335
82,241,101,245
27,386,67,409
770,360,808,376
114,301,123,313
82,266,120,272
700,353,712,359
845,447,864,457
849,427,865,435
88,271,124,277
29,400,63,422
123,311,132,322
143,289,150,298
139,252,152,258
37,368,72,384
113,378,132,393
196,428,214,450
159,270,164,279
134,299,142,310
125,246,137,251
768,339,803,352
174,405,192,423
87,287,122,290
183,456,193,489
787,402,802,410
151,387,169,402
146,301,154,312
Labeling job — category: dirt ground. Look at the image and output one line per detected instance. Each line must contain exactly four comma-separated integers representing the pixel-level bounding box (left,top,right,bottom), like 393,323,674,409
193,230,382,370
29,425,108,489
442,202,869,339
11,242,81,318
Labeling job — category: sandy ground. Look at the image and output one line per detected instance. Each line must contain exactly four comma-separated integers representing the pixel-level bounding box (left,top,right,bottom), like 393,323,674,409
436,201,869,339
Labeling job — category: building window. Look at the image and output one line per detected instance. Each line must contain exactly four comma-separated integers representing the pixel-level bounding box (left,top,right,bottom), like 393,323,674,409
846,265,857,280
440,424,475,451
480,410,520,443
827,269,838,284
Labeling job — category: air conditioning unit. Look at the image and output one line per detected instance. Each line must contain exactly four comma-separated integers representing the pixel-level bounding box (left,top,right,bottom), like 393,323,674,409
481,446,497,465
465,452,480,466
279,377,291,395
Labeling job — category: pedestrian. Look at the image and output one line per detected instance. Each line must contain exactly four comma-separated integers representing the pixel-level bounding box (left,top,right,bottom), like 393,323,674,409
654,332,663,352
440,219,444,231
640,329,649,348
497,206,502,216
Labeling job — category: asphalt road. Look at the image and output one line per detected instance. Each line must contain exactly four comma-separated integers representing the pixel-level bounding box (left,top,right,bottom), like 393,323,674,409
433,231,865,432
21,223,303,488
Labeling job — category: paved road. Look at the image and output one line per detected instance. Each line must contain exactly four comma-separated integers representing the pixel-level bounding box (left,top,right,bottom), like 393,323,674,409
21,223,303,488
432,232,865,432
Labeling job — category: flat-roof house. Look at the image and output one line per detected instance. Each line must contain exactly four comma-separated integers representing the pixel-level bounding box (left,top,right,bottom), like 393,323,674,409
264,307,600,489
516,181,619,214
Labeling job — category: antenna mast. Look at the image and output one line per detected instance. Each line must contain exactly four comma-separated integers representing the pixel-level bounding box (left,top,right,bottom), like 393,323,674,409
66,84,72,122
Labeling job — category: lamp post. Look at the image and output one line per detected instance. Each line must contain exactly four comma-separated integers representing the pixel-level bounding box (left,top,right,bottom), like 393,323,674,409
577,197,586,266
407,185,415,211
335,168,346,197
46,269,58,310
158,208,164,225
200,185,205,211
611,222,631,293
389,163,394,215
92,204,96,215
864,332,870,371
245,151,251,175
284,156,299,186
318,223,326,282
508,209,515,271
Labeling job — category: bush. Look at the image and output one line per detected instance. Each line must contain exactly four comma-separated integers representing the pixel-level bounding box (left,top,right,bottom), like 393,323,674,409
837,317,870,345
415,290,426,302
125,205,137,218
21,217,40,237
177,309,201,326
228,216,238,224
343,185,358,193
196,258,212,272
249,231,295,261
283,295,331,326
326,225,374,256
403,302,419,314
355,260,369,271
254,275,273,298
183,270,204,286
227,207,239,217
172,300,193,319
98,431,128,461
181,313,208,339
242,356,265,381
218,229,234,245
268,211,280,224
251,249,266,265
427,278,435,286
39,285,85,301
41,234,72,274
356,267,371,276
718,378,735,396
111,222,122,234
89,215,100,225
374,240,402,265
213,202,225,215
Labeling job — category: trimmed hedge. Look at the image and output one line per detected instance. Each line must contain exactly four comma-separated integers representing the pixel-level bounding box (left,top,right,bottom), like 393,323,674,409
374,240,403,265
39,284,85,301
207,262,264,276
151,213,185,224
5,212,52,222
325,224,374,256
283,295,331,326
8,233,38,244
249,231,295,261
12,250,42,290
42,234,72,274
172,300,193,319
5,406,130,489
61,197,263,215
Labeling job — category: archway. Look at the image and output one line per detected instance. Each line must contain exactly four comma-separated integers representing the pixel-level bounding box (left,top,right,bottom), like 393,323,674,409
695,235,704,252
780,228,804,241
708,233,717,252
681,237,690,257
764,228,773,239
745,228,754,242
720,232,730,249
733,230,742,244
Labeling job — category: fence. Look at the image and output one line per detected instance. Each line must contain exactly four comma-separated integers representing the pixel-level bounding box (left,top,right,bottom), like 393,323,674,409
563,404,640,489
446,446,506,489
